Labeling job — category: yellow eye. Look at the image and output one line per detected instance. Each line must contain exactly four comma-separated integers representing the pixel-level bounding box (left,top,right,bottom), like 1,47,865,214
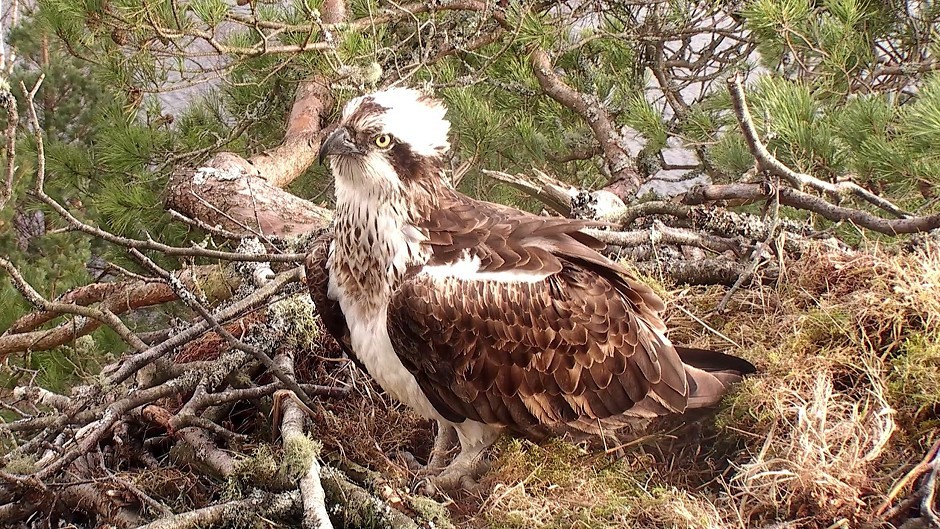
374,134,392,148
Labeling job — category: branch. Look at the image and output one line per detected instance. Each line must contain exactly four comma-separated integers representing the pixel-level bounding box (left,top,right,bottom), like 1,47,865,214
633,258,754,287
1,265,240,358
684,183,940,235
0,87,17,210
162,79,334,236
276,352,333,529
104,266,303,386
530,49,642,196
727,74,912,219
583,223,746,256
0,258,147,355
16,77,305,262
135,491,300,529
128,250,319,412
482,168,576,215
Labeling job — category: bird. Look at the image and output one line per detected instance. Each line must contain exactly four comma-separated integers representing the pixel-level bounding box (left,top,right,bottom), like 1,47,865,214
306,87,756,492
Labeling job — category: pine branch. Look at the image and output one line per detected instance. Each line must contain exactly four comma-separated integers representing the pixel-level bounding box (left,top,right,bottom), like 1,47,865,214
530,48,642,196
14,77,306,261
727,74,913,219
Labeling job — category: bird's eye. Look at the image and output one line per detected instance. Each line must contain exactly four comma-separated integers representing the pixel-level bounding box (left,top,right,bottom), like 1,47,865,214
374,134,392,148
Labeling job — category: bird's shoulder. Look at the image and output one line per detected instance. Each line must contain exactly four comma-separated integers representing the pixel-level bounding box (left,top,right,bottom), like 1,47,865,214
418,190,631,281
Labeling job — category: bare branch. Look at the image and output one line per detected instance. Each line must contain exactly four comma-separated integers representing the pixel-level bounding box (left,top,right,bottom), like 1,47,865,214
135,491,300,529
482,168,576,216
0,265,240,358
0,257,147,355
0,88,17,210
684,183,940,235
727,74,912,219
276,352,333,529
583,223,746,256
531,49,642,196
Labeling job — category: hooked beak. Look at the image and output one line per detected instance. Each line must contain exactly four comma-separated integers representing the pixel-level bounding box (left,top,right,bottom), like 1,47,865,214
318,127,362,165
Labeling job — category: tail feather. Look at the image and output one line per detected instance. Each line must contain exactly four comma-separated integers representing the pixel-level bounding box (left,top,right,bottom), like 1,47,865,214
675,346,757,375
676,346,756,409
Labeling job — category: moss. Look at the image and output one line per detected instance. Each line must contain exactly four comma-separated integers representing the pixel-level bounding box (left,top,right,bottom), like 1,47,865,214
227,444,280,497
889,331,940,421
482,438,657,529
2,454,36,474
280,433,321,481
407,495,456,529
266,294,322,353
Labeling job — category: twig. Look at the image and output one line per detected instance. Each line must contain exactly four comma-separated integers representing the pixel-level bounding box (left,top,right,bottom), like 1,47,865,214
168,209,243,240
727,74,912,219
878,439,940,516
717,179,781,311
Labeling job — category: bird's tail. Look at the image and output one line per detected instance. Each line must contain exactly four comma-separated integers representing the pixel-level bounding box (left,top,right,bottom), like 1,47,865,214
676,346,756,409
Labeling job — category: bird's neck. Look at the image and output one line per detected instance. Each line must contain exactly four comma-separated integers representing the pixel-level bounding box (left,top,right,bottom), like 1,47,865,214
330,178,441,310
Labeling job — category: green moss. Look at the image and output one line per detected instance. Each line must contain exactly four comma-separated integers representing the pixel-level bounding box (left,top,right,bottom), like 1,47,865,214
267,294,323,353
280,433,321,481
889,331,940,417
2,454,37,474
408,495,455,529
483,438,654,529
227,444,280,498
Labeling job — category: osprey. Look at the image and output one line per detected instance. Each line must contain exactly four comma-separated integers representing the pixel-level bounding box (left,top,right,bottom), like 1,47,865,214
307,88,755,490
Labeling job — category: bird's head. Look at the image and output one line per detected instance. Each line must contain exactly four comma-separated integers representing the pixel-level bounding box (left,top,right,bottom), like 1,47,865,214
318,88,450,193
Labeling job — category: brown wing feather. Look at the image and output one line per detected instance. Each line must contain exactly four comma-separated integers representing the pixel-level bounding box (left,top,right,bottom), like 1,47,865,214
305,232,354,358
387,260,690,440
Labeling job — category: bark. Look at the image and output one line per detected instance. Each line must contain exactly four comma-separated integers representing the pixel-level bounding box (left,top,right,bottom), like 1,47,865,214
683,183,940,235
163,79,335,237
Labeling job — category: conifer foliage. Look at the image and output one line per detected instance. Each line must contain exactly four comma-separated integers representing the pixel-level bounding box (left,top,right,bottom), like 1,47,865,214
1,0,939,527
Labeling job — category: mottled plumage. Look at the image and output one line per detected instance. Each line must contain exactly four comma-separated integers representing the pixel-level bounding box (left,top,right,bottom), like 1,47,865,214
308,87,755,488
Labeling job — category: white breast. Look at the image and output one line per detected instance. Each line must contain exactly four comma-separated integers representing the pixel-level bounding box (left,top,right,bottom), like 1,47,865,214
345,296,442,420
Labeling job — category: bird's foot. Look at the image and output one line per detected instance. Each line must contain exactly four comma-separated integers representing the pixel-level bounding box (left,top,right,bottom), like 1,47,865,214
423,456,490,496
400,423,458,475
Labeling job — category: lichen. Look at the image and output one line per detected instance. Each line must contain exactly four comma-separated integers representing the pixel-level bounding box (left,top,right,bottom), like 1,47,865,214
280,433,321,481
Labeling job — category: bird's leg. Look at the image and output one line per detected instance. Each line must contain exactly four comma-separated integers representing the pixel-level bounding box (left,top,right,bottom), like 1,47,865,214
402,422,458,473
425,423,501,495
425,422,458,475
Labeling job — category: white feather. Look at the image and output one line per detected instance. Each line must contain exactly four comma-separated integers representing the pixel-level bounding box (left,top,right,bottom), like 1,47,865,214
420,253,551,283
342,87,450,157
